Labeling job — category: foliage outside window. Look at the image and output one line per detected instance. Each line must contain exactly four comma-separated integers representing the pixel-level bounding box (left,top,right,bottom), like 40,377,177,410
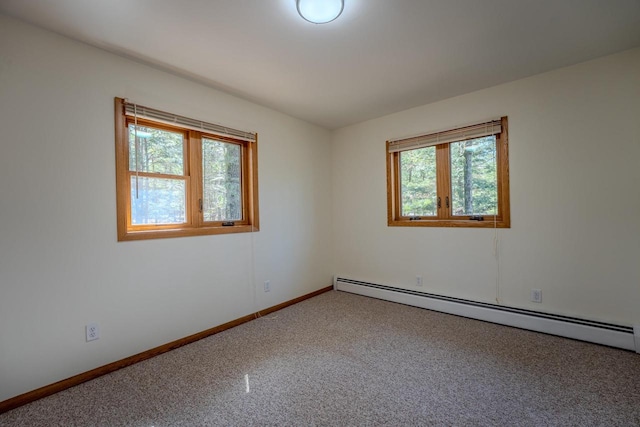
387,117,510,228
115,98,259,240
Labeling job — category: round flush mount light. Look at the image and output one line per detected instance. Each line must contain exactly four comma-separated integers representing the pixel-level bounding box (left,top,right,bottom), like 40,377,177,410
296,0,344,24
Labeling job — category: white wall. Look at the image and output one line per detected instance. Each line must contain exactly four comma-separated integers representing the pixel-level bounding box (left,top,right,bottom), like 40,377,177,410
332,48,640,326
0,15,333,402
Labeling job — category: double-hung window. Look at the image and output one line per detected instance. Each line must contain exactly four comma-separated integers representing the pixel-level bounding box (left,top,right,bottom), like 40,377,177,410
114,97,259,240
387,117,510,228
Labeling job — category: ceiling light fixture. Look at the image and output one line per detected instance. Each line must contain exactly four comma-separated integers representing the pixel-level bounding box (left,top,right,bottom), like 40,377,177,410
296,0,344,24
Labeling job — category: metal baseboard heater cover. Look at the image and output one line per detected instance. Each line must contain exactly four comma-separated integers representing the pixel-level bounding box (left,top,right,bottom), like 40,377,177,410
334,277,639,352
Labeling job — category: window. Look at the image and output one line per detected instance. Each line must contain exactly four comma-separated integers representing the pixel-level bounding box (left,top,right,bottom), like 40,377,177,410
114,97,259,240
387,117,510,228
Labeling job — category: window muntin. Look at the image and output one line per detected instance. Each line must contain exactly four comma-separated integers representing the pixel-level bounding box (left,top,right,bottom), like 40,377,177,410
115,97,259,240
387,117,509,228
127,124,188,227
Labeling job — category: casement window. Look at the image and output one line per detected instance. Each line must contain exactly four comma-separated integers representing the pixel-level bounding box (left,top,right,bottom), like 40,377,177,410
387,117,510,228
114,97,259,241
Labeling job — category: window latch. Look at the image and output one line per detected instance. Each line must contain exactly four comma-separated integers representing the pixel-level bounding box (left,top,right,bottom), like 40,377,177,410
409,216,422,221
222,221,235,226
199,198,203,212
470,216,484,221
446,196,449,209
437,197,441,209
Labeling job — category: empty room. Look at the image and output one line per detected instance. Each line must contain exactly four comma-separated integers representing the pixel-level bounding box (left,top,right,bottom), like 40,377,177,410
1,1,639,425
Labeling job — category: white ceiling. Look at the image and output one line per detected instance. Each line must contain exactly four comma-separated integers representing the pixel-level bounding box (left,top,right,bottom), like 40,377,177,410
2,0,640,129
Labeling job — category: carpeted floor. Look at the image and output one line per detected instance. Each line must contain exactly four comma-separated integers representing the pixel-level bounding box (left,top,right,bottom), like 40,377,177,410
1,290,639,426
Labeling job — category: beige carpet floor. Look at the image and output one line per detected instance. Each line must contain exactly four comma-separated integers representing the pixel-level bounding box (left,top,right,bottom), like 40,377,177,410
1,290,639,426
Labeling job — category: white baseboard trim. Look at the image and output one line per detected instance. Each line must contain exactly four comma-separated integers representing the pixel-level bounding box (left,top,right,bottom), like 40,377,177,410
334,276,636,352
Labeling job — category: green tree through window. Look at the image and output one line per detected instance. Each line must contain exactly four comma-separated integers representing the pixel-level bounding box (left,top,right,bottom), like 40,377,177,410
115,97,259,241
387,117,510,228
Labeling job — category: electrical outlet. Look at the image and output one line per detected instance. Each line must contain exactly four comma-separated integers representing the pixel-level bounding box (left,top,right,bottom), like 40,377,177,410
86,322,100,342
264,280,270,292
416,276,423,286
531,289,542,303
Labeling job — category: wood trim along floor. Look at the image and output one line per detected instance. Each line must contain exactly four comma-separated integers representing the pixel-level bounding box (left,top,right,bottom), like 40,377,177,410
0,285,334,415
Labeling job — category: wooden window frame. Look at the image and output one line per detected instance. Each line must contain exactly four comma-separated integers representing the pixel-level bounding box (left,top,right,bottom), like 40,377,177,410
115,97,259,241
387,116,510,228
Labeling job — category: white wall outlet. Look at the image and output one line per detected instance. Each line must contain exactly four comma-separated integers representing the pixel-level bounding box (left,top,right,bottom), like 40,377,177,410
264,280,270,292
86,322,100,342
416,276,423,286
531,289,542,303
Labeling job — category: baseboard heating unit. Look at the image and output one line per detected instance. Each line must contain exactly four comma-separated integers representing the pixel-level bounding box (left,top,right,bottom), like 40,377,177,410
334,277,639,353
